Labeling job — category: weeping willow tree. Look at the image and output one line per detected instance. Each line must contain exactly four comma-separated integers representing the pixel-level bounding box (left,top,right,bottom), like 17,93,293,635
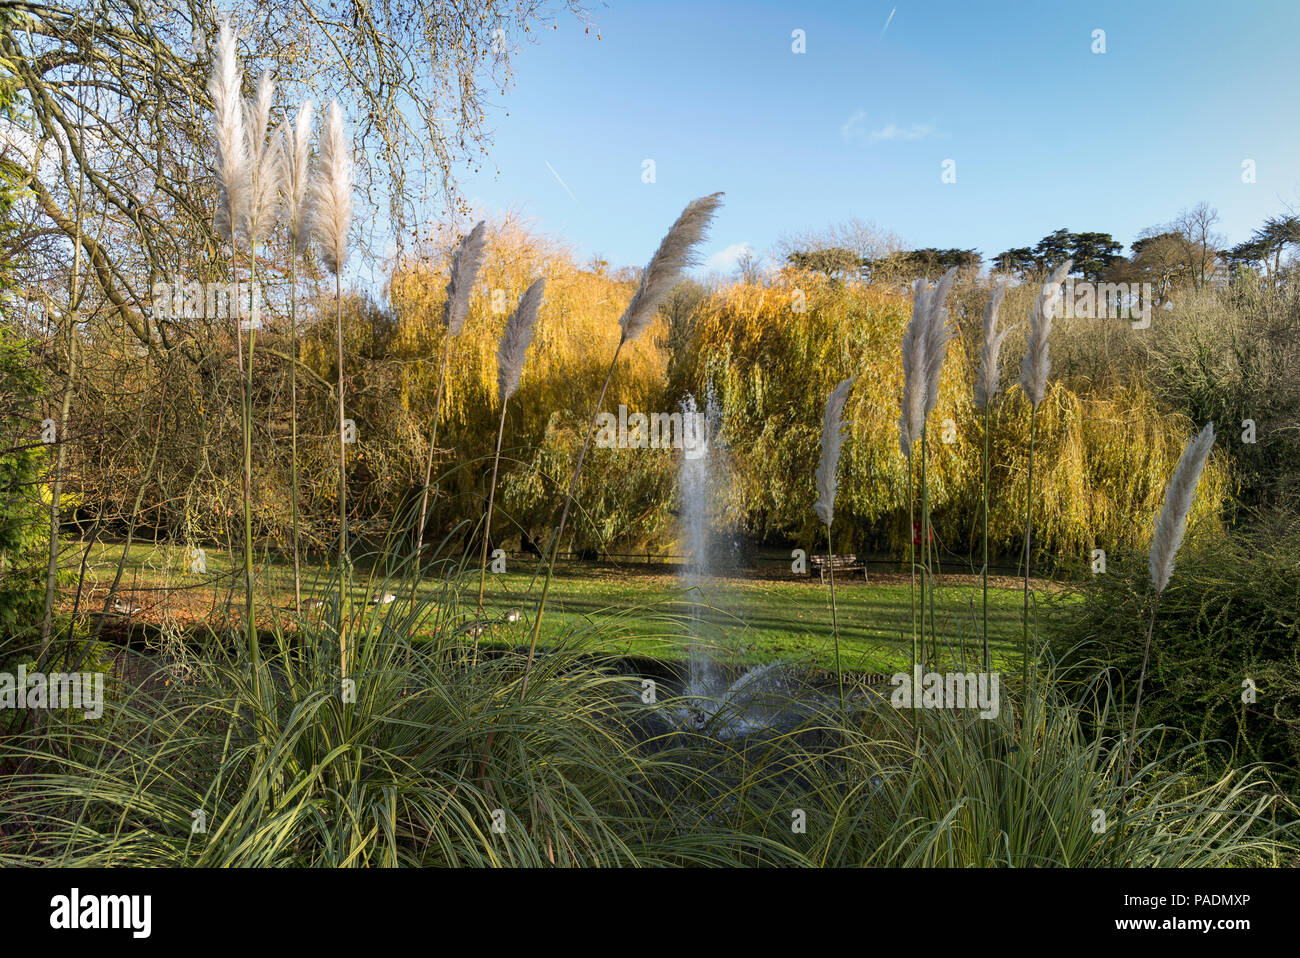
979,382,1229,570
386,216,674,554
671,272,1230,563
671,274,974,550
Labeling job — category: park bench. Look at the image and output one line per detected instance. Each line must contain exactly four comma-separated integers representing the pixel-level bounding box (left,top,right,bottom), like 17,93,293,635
809,553,866,583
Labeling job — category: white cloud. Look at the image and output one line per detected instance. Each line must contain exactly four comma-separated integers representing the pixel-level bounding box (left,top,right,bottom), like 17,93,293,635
870,122,937,142
704,242,755,274
841,112,939,146
840,110,868,144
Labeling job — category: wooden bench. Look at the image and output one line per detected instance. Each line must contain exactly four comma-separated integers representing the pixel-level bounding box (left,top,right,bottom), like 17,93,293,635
809,553,866,583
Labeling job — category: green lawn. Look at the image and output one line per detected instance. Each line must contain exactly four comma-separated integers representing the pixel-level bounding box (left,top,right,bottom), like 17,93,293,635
66,540,1066,673
466,567,1036,673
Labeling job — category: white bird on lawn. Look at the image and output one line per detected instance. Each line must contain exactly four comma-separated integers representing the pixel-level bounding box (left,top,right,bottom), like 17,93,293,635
111,598,143,615
370,592,396,606
505,609,523,623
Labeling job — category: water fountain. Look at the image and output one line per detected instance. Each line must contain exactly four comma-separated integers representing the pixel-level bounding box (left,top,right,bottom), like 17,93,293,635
674,392,803,738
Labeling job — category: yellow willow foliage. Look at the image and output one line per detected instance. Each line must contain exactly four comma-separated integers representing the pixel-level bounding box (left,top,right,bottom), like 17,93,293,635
681,273,978,543
384,217,674,533
388,216,668,430
678,272,1229,558
284,230,1232,557
986,383,1230,562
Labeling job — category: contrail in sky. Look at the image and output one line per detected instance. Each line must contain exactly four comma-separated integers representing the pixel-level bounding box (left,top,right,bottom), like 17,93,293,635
881,7,896,38
545,160,579,204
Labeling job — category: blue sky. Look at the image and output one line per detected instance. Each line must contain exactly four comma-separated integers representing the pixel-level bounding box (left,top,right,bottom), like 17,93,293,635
443,0,1300,277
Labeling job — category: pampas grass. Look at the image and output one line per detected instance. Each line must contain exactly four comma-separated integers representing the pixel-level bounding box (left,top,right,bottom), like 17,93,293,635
898,279,927,677
815,376,854,714
898,267,957,457
921,267,958,422
976,281,1014,670
242,71,283,247
1018,260,1072,684
974,282,1014,412
523,192,723,698
310,101,352,276
235,69,282,682
282,100,314,246
208,19,248,247
5,630,1288,867
814,377,853,529
1149,421,1217,595
497,279,545,402
280,98,313,616
1121,421,1217,843
619,193,724,345
477,278,546,622
415,220,489,562
207,18,264,692
919,269,956,661
897,279,930,461
444,220,488,337
897,268,957,671
309,99,354,677
1019,259,1071,408
1133,422,1216,733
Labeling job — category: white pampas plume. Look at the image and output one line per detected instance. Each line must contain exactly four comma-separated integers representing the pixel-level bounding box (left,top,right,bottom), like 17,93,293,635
619,192,724,345
282,99,314,247
497,278,546,402
309,100,352,275
921,266,958,421
1019,259,1072,407
814,377,855,529
897,268,958,457
974,282,1017,410
208,19,249,245
1149,422,1216,594
898,279,930,458
443,220,488,336
242,71,283,247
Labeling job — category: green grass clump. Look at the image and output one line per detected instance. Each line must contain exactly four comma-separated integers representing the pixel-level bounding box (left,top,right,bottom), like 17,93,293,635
755,662,1290,867
2,561,1291,867
0,560,784,867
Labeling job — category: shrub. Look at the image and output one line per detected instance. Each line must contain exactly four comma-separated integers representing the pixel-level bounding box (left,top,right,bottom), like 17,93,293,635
1046,523,1300,793
1139,280,1300,520
0,328,51,654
